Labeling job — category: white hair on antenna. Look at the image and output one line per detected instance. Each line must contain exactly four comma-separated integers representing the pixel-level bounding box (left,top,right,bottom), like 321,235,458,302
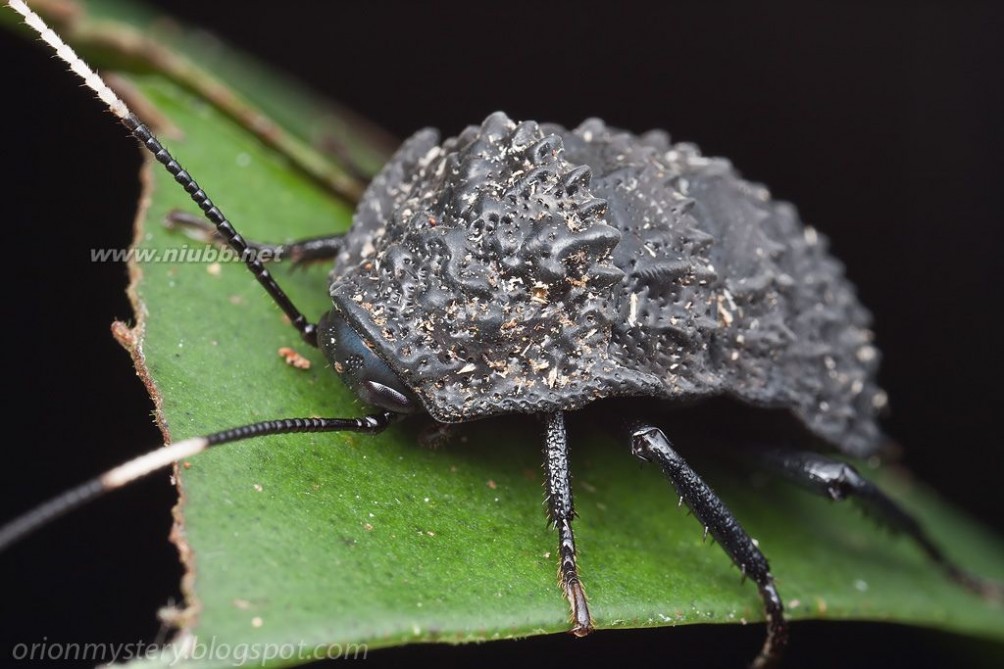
8,0,129,118
102,437,209,489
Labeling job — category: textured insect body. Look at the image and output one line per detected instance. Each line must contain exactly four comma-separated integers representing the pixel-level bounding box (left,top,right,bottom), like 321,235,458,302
335,112,883,455
328,114,626,423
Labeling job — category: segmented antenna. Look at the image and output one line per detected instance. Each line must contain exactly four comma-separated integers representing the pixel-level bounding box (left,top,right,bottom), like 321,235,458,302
0,414,393,551
7,0,319,346
1,1,400,551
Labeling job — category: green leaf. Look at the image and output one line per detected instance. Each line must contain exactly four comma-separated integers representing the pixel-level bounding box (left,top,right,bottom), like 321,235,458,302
132,54,1004,669
9,2,1003,667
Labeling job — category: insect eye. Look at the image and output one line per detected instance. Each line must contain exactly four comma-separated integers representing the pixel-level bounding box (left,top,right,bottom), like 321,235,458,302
317,310,421,414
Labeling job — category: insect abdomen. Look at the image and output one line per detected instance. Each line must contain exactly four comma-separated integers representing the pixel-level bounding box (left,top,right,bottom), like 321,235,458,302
556,119,885,455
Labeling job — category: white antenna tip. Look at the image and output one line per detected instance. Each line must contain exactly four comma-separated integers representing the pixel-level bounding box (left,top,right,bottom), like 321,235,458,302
102,437,209,490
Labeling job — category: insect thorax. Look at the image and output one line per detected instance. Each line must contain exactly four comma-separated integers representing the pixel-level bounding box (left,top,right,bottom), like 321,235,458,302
329,112,885,456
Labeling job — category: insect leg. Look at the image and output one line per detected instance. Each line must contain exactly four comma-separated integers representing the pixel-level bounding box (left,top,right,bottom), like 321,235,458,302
629,423,787,669
165,211,344,267
750,448,1002,601
542,411,593,636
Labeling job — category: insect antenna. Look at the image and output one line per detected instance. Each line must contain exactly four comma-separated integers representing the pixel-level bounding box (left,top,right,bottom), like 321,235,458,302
2,1,401,552
6,0,320,346
0,414,395,551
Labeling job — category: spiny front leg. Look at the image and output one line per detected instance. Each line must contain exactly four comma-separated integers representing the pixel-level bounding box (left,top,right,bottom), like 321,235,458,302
542,411,593,636
630,423,787,669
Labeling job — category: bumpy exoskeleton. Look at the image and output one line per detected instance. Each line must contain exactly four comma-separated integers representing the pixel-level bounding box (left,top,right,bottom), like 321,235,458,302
325,112,885,456
309,114,995,667
7,7,998,664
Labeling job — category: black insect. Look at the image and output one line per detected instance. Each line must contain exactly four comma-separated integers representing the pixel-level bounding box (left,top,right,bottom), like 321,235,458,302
3,3,998,668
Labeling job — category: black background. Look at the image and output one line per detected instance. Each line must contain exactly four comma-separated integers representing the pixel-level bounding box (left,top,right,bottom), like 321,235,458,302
2,1,1002,668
